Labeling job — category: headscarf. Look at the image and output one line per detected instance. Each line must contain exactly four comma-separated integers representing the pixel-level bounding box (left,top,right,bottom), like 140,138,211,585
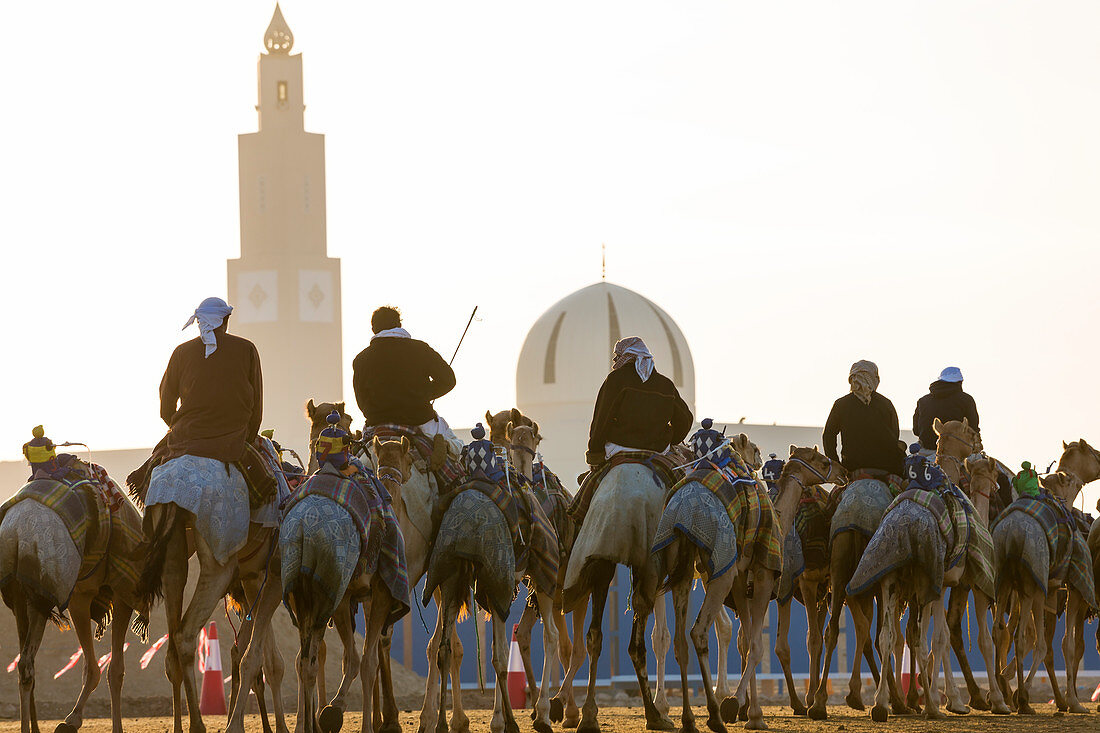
612,336,655,382
183,297,233,358
848,360,880,405
371,327,412,341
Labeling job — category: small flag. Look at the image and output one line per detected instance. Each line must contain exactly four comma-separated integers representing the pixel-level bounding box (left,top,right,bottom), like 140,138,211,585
6,654,19,673
197,626,208,674
97,644,130,672
54,649,83,679
1091,681,1100,702
140,634,170,670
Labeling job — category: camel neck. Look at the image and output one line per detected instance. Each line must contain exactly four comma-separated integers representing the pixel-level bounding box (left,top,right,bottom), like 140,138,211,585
772,474,803,538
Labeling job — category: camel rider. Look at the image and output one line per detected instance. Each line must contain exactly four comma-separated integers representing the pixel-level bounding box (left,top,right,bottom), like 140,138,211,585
159,297,263,464
23,425,70,480
762,453,785,498
912,366,980,453
352,306,462,454
586,336,693,469
823,360,905,478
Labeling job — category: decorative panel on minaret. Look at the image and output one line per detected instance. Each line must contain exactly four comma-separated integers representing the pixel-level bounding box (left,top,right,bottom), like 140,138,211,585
228,4,342,453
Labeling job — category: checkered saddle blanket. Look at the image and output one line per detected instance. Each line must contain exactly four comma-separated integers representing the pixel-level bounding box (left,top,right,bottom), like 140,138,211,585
569,450,684,525
0,462,148,637
887,486,995,599
362,425,465,489
528,464,576,561
994,494,1096,608
283,467,410,622
795,486,832,570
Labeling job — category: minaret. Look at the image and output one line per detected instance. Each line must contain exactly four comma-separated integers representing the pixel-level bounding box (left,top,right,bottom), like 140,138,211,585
228,4,342,453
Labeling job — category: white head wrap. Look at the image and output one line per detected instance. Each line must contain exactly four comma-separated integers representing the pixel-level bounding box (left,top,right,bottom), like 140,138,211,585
370,327,412,341
612,336,655,382
848,359,880,405
183,297,234,358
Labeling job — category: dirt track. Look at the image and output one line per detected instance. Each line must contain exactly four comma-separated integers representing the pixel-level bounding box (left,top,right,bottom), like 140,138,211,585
0,705,1095,733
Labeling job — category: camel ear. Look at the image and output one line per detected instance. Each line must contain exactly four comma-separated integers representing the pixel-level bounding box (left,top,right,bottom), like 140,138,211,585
505,421,514,440
1064,440,1070,450
485,410,493,424
1081,439,1092,451
306,399,316,416
739,433,749,445
813,444,820,452
511,408,523,424
371,436,381,451
335,402,345,414
789,444,797,457
532,421,541,441
933,417,944,435
400,436,410,452
352,430,362,441
962,417,969,429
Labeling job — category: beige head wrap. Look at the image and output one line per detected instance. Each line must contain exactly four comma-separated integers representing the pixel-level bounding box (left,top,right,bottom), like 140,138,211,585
848,360,880,405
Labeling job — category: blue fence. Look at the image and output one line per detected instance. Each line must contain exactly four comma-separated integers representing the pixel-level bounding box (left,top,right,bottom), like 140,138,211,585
387,567,1100,689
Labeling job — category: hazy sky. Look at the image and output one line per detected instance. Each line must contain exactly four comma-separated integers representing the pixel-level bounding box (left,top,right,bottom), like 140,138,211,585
3,2,1099,506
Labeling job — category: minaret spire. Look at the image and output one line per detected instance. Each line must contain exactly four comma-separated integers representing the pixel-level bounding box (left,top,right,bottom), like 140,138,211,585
264,4,294,54
601,243,606,280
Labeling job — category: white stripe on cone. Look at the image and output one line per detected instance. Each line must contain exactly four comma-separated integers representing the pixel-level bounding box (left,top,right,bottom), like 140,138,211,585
199,621,227,715
507,624,526,709
1091,681,1100,703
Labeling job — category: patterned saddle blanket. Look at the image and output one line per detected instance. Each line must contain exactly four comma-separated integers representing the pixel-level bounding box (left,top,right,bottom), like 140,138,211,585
994,494,1096,608
283,466,409,622
569,449,685,525
361,424,465,489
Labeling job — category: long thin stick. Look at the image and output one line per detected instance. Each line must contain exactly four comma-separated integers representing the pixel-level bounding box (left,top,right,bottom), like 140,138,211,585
448,306,479,365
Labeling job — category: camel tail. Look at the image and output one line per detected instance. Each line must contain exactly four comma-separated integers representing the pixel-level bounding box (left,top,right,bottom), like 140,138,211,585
135,503,178,609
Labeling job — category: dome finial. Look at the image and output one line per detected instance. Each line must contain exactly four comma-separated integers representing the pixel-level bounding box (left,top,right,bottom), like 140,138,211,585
264,4,294,55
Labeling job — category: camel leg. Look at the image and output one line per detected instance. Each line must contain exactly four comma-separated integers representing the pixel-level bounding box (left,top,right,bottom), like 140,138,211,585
58,595,101,733
846,596,874,710
992,588,1014,710
936,598,968,716
315,598,361,733
803,582,829,712
516,603,539,716
429,589,459,733
318,638,328,712
180,561,237,733
418,591,448,733
919,602,944,720
227,569,283,733
107,603,131,733
448,626,468,733
946,586,985,710
163,525,188,733
774,599,805,715
670,567,698,733
1016,594,1040,715
549,605,580,725
265,631,291,733
15,589,47,733
734,571,773,731
1040,608,1066,711
810,533,861,720
361,588,392,733
376,628,401,733
691,571,735,733
1063,593,1087,713
532,591,560,733
714,606,733,701
972,591,1009,714
904,611,921,712
554,600,587,728
871,580,898,722
578,562,614,733
492,612,522,733
630,570,675,731
652,596,671,718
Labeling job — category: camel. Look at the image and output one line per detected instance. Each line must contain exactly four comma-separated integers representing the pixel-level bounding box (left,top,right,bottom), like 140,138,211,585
654,444,846,732
367,435,471,733
808,472,899,720
136,442,289,733
561,450,681,733
992,464,1093,715
847,444,1000,722
226,461,398,733
499,420,583,727
0,466,146,733
486,408,534,446
307,400,359,473
418,459,559,733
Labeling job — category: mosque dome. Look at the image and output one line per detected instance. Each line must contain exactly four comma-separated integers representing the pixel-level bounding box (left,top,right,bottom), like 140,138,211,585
516,282,695,414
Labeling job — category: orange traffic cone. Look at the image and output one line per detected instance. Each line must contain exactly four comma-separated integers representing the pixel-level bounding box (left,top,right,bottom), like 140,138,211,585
508,624,526,709
199,622,227,715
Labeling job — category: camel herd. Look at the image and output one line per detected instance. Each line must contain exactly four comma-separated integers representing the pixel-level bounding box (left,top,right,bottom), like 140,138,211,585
2,403,1100,733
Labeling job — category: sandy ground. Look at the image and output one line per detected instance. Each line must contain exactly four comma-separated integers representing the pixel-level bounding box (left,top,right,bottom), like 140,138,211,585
0,705,1096,733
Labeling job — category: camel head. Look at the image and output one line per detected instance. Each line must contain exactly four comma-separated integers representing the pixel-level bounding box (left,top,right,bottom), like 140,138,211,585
728,433,762,471
784,445,849,488
486,408,533,447
1057,439,1100,485
1041,470,1085,505
963,455,998,509
933,417,982,459
305,399,358,472
506,421,542,479
371,435,413,510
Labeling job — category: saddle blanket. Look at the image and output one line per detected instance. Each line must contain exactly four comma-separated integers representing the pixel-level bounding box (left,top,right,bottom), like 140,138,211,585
830,478,895,540
362,424,465,489
994,494,1096,608
520,464,576,562
795,486,831,569
569,450,684,525
283,466,409,622
888,487,995,598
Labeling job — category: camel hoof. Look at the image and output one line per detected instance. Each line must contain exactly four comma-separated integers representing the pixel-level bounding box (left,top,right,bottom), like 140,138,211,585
646,716,675,731
807,705,826,721
531,709,539,723
576,721,600,733
562,716,580,730
533,721,553,733
738,703,749,723
790,704,807,717
947,703,969,716
55,724,78,733
380,723,403,733
1018,702,1035,716
871,705,889,723
435,720,448,733
922,709,946,721
719,698,738,724
449,716,469,733
319,706,344,733
743,718,767,731
846,691,865,711
968,692,990,711
505,723,521,733
891,701,911,716
550,699,564,724
705,714,725,733
1068,703,1088,714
